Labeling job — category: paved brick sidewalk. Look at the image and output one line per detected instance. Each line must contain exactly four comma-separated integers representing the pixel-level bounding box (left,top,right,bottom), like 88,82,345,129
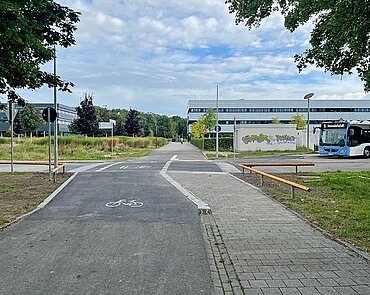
169,172,370,295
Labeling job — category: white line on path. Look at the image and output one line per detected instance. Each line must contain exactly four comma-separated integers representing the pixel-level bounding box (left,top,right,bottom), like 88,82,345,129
170,155,178,161
160,159,211,213
96,162,125,172
120,165,128,170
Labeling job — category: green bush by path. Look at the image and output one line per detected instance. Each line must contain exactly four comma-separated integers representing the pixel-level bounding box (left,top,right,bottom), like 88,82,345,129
191,137,233,151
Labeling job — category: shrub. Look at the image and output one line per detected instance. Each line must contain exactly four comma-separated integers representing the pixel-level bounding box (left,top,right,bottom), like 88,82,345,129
0,137,10,144
126,137,152,148
191,137,233,151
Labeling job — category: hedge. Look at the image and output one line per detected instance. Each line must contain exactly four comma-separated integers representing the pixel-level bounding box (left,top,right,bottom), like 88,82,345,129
191,137,233,151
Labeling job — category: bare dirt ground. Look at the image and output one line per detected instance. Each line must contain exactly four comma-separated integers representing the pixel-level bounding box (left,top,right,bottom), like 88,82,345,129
0,172,72,228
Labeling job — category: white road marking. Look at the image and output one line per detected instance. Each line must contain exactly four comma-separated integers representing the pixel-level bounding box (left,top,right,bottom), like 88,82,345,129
215,162,241,173
170,155,178,161
95,162,125,172
120,165,128,170
160,159,211,212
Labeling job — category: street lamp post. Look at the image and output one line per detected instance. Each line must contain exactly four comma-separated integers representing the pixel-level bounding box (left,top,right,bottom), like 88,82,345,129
304,93,314,151
216,85,219,159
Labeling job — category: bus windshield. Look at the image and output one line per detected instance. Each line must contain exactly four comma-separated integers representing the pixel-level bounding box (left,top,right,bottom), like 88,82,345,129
321,128,346,146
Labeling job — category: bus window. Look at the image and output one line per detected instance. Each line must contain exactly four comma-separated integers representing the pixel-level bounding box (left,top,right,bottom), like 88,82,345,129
348,127,362,147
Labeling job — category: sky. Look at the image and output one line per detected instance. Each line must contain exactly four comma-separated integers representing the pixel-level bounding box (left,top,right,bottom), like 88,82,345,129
19,0,369,117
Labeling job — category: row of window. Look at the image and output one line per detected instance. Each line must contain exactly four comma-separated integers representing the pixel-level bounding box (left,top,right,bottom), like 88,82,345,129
189,108,370,113
189,120,323,125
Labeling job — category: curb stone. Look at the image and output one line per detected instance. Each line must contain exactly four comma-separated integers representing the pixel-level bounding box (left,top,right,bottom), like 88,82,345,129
201,214,245,295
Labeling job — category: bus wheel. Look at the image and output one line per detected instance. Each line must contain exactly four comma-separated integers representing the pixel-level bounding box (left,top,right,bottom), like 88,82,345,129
364,147,370,158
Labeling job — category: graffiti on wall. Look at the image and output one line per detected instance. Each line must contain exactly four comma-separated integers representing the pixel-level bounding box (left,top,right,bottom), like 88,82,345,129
242,134,296,145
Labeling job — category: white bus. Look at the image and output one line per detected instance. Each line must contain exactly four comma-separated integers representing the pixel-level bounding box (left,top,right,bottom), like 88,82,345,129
316,120,370,157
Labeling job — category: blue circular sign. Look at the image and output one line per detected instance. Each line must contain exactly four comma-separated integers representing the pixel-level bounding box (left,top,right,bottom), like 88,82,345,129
215,125,221,132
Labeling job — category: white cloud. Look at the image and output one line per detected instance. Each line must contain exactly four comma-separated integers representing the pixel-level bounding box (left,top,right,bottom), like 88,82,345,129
20,0,369,116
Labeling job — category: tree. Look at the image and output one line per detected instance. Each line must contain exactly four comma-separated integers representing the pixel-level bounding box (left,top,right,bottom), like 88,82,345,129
156,115,176,138
124,109,142,136
140,112,157,137
95,106,110,122
271,117,281,124
19,104,41,135
0,1,81,106
190,118,205,138
201,108,217,137
12,111,23,135
290,113,306,130
171,116,188,137
226,0,370,92
69,93,99,136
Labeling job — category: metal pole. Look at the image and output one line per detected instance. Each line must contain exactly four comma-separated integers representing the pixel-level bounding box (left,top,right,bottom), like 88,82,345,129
53,45,58,170
233,117,236,161
216,85,219,159
10,102,14,173
307,98,310,151
111,123,114,157
304,93,314,151
155,124,158,148
48,108,52,181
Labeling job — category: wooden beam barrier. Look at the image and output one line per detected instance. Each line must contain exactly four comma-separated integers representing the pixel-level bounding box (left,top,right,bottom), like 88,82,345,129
239,164,311,199
241,162,315,173
51,163,66,183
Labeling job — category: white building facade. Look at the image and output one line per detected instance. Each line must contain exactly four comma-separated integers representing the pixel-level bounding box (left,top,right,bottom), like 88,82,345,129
187,99,370,149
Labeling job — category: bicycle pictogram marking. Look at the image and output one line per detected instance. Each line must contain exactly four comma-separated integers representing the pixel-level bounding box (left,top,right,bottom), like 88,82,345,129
105,199,144,208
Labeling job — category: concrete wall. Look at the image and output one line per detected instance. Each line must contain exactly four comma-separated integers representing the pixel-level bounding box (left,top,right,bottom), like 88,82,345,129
236,124,297,151
296,129,320,150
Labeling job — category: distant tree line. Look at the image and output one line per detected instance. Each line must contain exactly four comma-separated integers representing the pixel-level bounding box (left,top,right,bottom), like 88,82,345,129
70,93,187,138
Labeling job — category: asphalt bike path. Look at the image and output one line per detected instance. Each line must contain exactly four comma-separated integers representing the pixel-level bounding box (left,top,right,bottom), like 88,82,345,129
0,143,219,295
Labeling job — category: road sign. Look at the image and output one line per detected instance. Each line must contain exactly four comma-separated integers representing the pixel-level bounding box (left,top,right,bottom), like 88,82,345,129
215,125,221,132
42,107,57,122
99,122,114,129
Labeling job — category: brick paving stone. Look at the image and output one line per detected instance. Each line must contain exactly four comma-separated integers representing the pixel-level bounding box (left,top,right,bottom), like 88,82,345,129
333,286,358,294
266,279,286,288
333,277,357,286
261,287,283,295
317,278,340,287
303,272,322,279
283,279,304,287
286,272,305,279
299,278,321,287
254,272,272,280
279,287,302,295
316,287,341,295
351,285,370,294
247,288,264,295
298,287,321,295
249,280,269,288
270,273,289,280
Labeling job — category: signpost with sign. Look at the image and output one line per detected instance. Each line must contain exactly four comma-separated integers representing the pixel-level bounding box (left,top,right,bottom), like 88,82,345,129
99,120,116,156
42,107,57,179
